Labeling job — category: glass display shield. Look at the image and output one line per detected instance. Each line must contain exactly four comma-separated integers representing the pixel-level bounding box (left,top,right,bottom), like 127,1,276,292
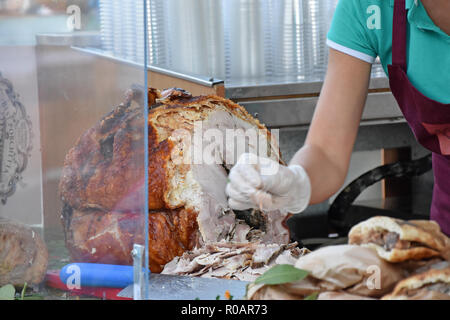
1,0,386,302
0,0,149,300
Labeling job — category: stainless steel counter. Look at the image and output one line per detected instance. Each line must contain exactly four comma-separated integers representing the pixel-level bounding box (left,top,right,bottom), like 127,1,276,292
66,45,401,129
65,43,408,146
240,94,403,128
35,33,411,151
226,74,403,129
226,76,390,99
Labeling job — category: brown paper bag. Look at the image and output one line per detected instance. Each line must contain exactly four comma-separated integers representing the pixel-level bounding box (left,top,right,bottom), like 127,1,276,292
248,245,405,300
318,292,376,300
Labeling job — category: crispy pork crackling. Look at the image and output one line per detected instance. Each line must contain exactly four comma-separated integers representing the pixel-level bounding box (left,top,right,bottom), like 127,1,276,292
348,216,450,263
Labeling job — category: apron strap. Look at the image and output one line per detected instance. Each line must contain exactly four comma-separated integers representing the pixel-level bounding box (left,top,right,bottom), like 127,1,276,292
392,0,408,71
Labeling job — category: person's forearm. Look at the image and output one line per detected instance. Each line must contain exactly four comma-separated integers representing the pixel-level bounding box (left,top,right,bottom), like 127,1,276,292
287,49,371,205
289,144,347,204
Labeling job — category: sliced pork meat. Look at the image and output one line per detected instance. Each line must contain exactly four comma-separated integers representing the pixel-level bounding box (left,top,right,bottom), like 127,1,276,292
162,242,308,282
359,229,435,252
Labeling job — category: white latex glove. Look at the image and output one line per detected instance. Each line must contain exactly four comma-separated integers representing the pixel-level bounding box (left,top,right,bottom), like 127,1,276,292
226,153,311,213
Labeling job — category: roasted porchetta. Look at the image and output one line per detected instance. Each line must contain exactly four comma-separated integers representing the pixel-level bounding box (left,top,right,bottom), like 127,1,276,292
59,88,292,272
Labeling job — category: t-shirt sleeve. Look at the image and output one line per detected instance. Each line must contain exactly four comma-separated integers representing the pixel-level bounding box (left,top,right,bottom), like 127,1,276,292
327,0,378,63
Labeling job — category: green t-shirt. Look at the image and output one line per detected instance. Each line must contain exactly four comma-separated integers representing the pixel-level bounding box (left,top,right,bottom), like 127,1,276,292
327,0,450,104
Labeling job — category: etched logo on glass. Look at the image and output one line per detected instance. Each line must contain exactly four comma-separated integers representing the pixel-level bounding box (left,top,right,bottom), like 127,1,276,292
0,73,33,204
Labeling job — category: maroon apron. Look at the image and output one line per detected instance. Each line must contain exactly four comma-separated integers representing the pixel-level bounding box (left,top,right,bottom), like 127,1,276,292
388,0,450,235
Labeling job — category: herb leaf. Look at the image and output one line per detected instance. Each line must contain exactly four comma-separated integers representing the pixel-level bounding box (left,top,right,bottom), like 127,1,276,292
22,295,45,300
304,292,319,300
20,282,27,300
254,264,309,285
0,284,16,300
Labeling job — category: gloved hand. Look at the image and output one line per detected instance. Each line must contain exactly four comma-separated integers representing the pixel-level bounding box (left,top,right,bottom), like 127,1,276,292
226,153,311,213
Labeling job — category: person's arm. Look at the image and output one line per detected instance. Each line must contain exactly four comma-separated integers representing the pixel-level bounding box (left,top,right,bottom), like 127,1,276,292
290,48,372,204
226,48,372,213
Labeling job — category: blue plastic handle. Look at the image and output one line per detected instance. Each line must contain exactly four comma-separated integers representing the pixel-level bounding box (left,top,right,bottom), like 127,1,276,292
60,263,148,288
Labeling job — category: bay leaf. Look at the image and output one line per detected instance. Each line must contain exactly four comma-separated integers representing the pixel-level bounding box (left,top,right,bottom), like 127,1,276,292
304,292,319,300
254,264,309,285
0,284,16,300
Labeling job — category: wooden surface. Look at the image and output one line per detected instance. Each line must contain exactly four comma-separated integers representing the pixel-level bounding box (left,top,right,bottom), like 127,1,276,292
381,147,412,199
